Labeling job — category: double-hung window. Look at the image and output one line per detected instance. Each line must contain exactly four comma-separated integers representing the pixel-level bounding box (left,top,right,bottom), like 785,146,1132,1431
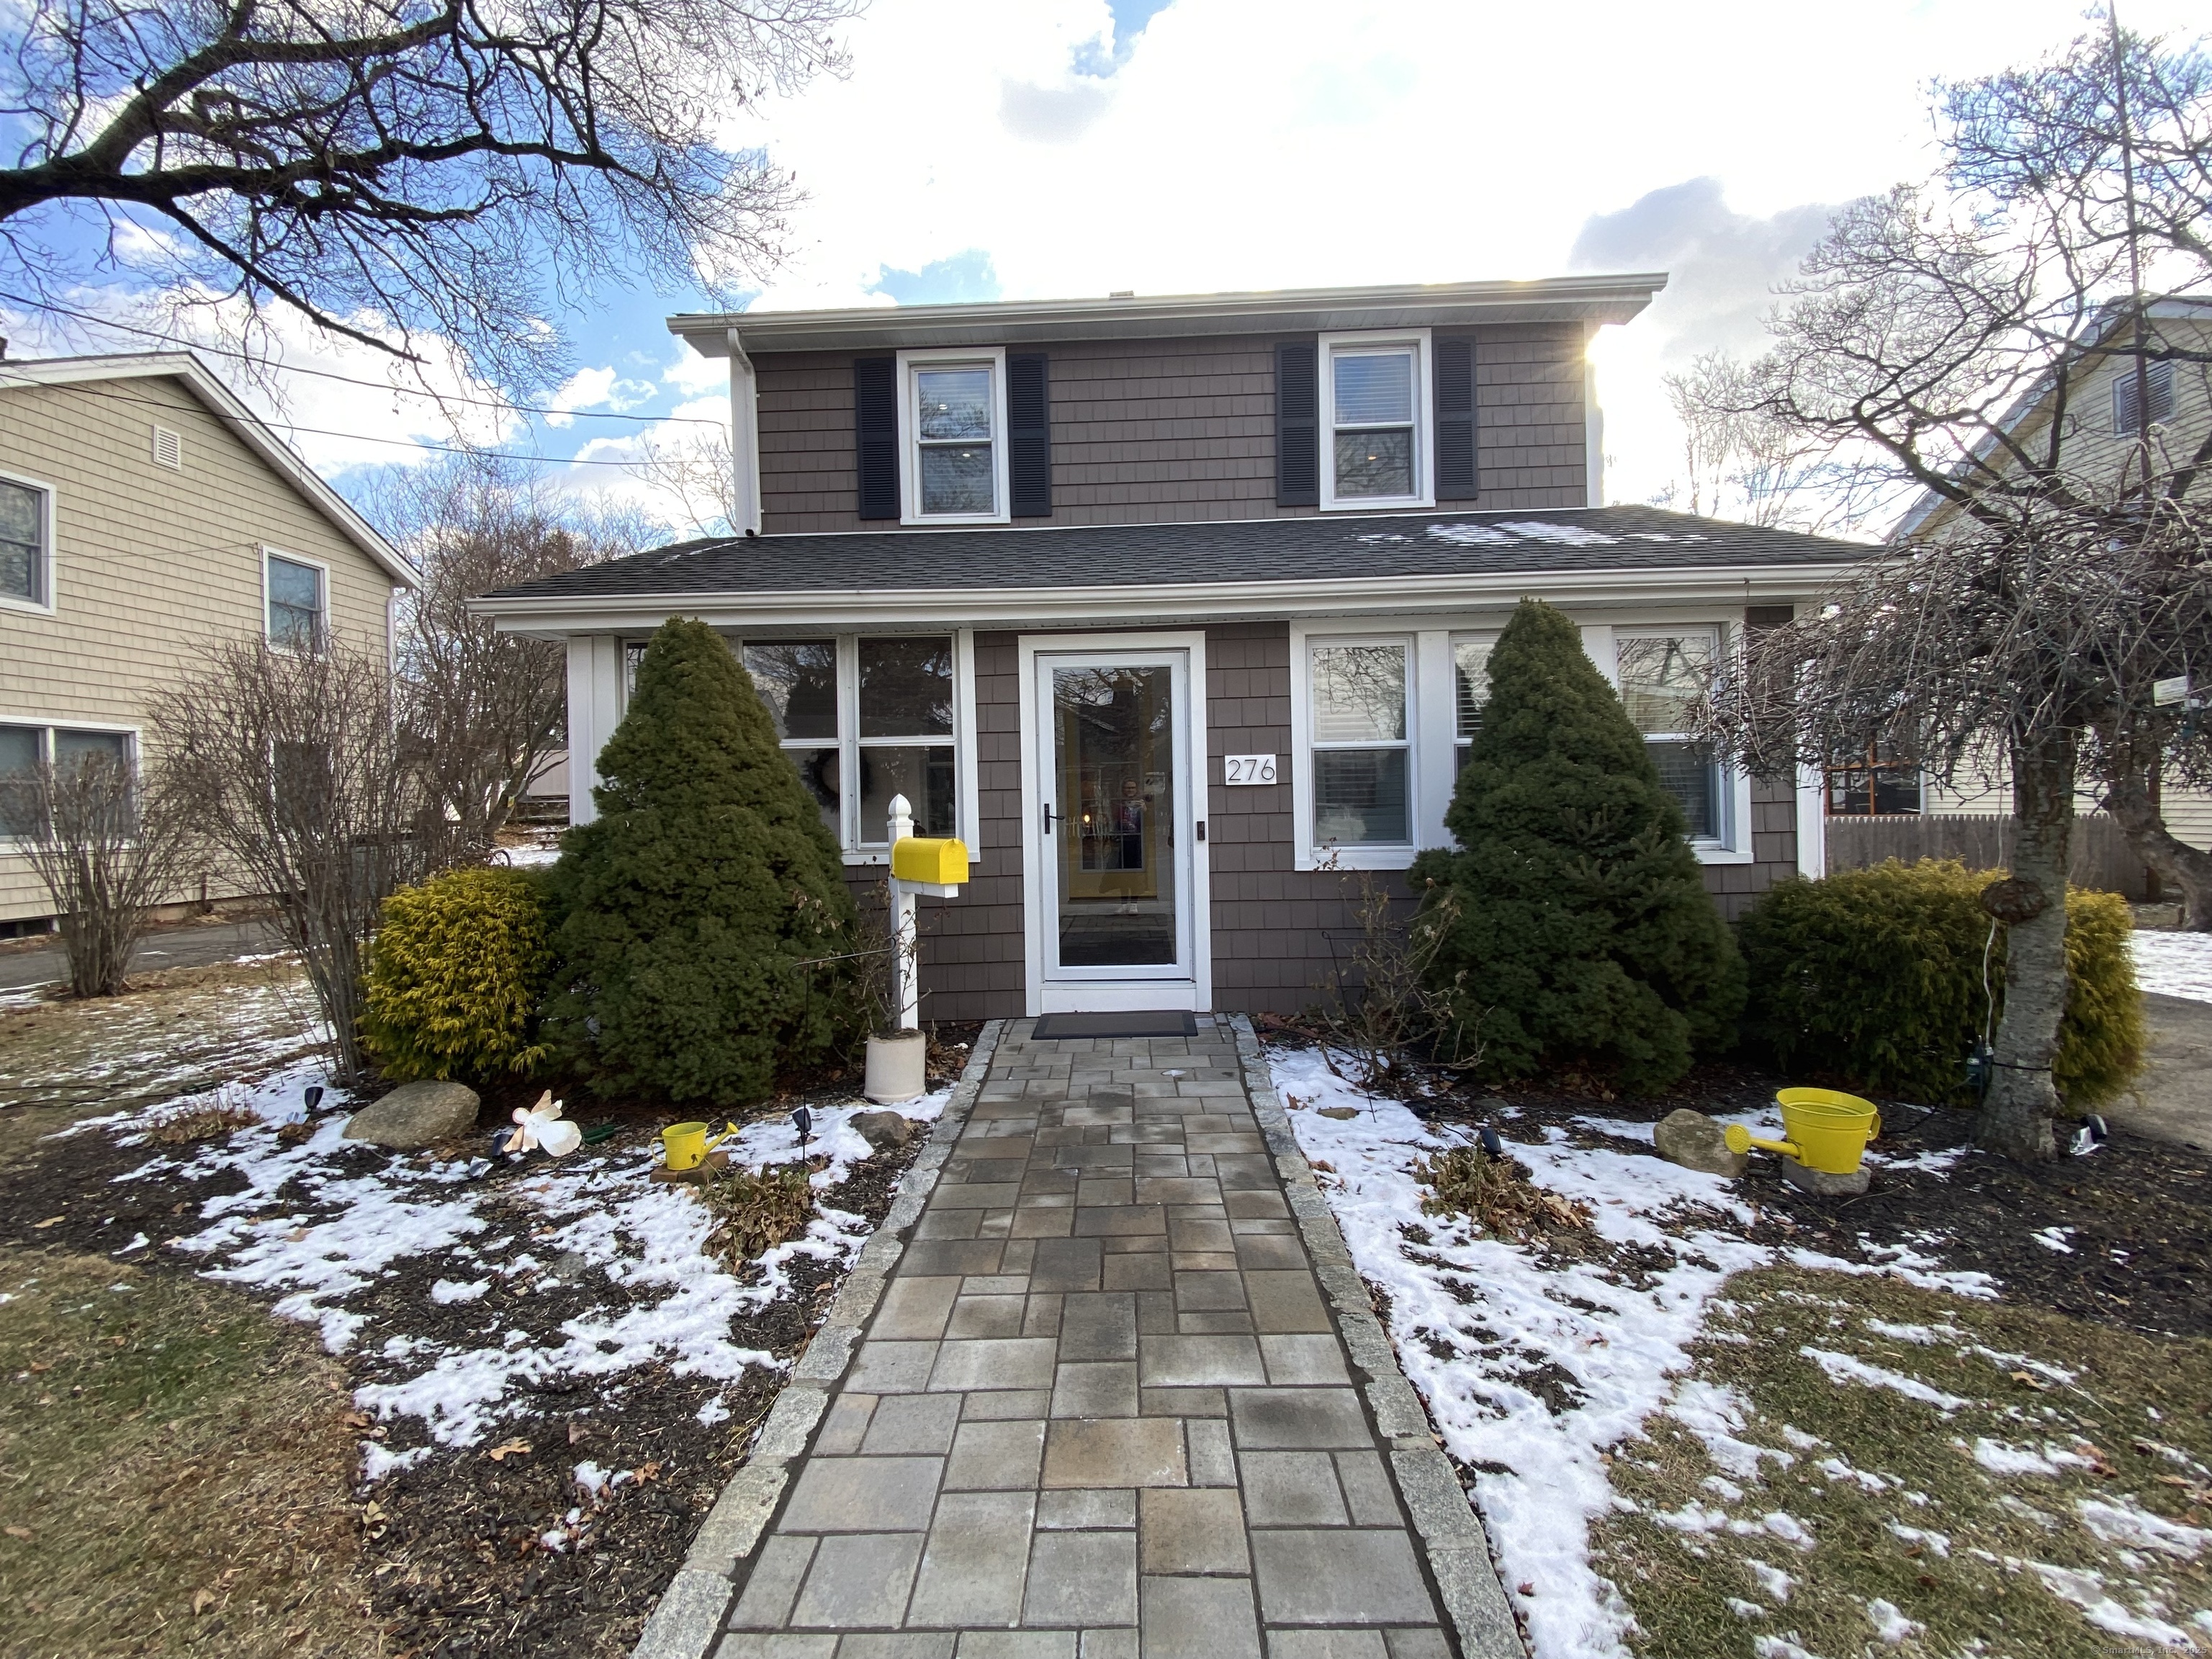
1320,331,1432,511
0,723,134,839
1616,629,1724,842
266,551,326,652
0,474,53,611
1452,634,1497,781
1306,638,1413,853
901,349,1009,524
739,634,969,858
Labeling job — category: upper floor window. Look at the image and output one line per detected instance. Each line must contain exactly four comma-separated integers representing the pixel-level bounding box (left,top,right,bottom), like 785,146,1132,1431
1617,629,1722,842
2113,359,2175,436
266,552,326,652
741,634,963,855
901,349,1009,525
0,474,53,610
1320,331,1432,511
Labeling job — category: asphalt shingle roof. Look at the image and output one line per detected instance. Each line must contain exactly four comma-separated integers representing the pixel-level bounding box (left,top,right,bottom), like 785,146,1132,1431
486,505,1869,602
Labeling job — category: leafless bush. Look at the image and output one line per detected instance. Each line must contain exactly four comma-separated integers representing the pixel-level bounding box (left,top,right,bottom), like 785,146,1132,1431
149,639,462,1083
371,460,652,854
1317,864,1485,1089
1416,1143,1591,1240
143,1098,260,1145
0,747,193,997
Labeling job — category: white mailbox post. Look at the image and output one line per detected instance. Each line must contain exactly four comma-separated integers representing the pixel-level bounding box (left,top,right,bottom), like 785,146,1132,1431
884,793,969,1031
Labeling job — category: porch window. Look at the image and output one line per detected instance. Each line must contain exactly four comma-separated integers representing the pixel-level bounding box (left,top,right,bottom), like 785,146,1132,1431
900,349,1010,524
1320,331,1433,511
738,633,968,857
1307,639,1412,850
1452,633,1496,783
1616,629,1724,842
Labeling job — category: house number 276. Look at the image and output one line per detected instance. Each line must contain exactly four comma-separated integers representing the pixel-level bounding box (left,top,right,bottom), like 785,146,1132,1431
1223,754,1278,786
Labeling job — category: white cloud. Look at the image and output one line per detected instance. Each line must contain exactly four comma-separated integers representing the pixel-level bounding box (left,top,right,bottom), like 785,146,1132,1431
543,366,657,426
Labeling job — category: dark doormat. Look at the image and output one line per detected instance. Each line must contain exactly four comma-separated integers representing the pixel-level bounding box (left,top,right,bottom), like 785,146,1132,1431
1030,1011,1198,1039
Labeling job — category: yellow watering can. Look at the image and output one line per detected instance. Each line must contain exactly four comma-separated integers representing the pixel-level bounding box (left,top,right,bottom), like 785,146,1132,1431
1724,1088,1882,1176
661,1120,739,1171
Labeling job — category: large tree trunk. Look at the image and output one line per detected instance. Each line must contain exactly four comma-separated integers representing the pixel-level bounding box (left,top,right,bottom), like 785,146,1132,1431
1978,730,2076,1160
2100,724,2212,930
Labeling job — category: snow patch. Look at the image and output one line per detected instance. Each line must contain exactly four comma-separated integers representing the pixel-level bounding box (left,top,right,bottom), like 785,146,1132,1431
1424,522,1515,547
1496,519,1619,545
1799,1348,1971,1411
1865,1599,1922,1645
2075,1498,2208,1559
2131,930,2212,1003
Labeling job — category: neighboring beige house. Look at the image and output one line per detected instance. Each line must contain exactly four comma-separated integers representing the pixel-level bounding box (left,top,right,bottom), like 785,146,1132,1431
1863,296,2212,855
0,351,415,932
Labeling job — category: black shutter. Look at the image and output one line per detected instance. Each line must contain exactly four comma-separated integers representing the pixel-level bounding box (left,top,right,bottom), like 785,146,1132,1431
1008,352,1051,518
1275,341,1318,507
854,356,898,520
1434,336,1478,500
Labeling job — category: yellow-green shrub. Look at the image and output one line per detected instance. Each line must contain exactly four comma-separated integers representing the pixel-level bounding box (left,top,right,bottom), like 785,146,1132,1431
1737,859,2143,1108
362,866,554,1083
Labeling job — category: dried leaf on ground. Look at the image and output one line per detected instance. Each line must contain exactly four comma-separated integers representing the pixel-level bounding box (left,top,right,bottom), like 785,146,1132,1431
696,1162,814,1267
1416,1143,1592,1241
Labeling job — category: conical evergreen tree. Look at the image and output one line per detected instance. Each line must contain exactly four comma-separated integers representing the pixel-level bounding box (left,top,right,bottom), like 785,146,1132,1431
1413,598,1745,1092
544,619,858,1104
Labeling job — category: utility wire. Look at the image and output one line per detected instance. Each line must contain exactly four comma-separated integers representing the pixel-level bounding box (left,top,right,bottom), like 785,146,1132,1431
0,289,726,428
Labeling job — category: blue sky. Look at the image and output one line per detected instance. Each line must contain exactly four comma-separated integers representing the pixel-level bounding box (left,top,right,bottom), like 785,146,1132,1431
8,0,2206,531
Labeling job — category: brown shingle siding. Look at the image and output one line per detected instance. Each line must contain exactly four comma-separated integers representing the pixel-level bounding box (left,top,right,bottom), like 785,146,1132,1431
755,324,1591,534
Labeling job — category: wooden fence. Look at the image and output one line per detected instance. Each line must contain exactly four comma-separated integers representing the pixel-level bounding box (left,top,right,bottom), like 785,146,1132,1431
1823,812,2155,899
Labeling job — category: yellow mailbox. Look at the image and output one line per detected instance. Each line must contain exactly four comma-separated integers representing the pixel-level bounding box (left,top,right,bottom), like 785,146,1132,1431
891,836,971,887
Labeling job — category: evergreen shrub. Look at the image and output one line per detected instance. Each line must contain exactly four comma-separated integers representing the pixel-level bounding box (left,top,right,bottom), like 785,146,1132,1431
361,866,553,1082
1413,598,1746,1093
1737,858,2143,1107
543,618,858,1105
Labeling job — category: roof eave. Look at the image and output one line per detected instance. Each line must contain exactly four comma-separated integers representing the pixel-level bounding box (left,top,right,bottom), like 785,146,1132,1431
469,558,1856,638
669,274,1669,357
0,353,417,588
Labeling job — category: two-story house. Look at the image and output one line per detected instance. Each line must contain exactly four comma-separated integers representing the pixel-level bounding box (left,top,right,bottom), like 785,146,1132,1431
476,278,1870,1022
1881,295,2212,863
1,351,415,932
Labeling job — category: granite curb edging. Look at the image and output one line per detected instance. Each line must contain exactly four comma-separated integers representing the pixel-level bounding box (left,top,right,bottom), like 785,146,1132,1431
1228,1015,1527,1659
631,1019,1009,1659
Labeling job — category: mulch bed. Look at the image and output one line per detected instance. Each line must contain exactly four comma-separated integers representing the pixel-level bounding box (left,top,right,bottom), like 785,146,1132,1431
0,1028,982,1659
1413,1057,2212,1341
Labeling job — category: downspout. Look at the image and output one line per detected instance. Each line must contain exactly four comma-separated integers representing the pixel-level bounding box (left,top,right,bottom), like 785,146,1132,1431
1583,324,1606,508
727,327,763,536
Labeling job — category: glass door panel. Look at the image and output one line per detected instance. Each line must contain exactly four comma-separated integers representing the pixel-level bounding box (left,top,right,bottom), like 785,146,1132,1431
1042,657,1187,979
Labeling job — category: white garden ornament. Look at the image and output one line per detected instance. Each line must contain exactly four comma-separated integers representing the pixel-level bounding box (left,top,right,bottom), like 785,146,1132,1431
500,1090,581,1159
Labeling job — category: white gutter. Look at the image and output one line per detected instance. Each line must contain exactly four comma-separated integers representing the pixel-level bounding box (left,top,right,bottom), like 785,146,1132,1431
472,561,1858,639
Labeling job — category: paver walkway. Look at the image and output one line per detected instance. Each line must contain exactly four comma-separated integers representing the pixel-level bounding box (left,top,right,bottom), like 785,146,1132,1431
693,1017,1507,1659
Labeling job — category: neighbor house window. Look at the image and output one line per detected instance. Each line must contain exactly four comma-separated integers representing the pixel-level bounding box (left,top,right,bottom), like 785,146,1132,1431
1307,638,1412,850
1617,629,1724,841
0,724,135,839
266,552,326,651
1826,742,1923,816
0,475,52,608
1452,633,1497,781
739,634,966,856
1320,331,1432,511
2113,360,2175,436
901,349,1008,524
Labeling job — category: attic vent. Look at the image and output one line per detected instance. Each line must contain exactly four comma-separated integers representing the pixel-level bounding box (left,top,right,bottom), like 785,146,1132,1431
151,425,182,470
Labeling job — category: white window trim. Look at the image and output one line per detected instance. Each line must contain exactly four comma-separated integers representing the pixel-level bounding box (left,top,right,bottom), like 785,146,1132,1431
1290,624,1421,871
1614,623,1755,865
0,468,58,616
261,544,331,652
897,346,1010,527
1318,328,1434,513
730,631,979,868
0,717,140,847
1288,616,1756,869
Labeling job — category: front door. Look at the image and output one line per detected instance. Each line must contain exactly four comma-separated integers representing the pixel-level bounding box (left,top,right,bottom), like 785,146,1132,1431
1034,648,1197,1007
